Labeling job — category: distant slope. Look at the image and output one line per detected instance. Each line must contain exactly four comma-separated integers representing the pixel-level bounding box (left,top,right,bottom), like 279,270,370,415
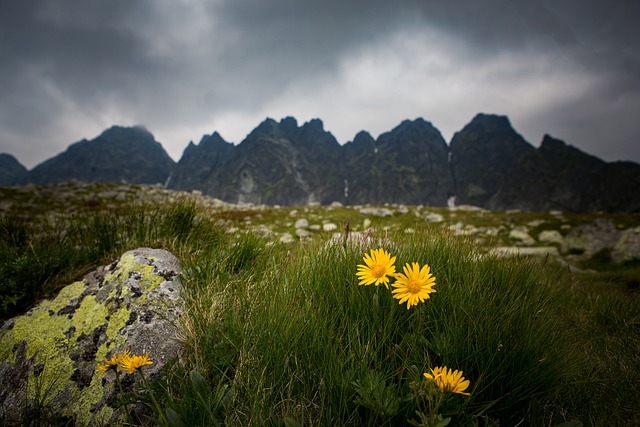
29,126,175,185
0,153,28,186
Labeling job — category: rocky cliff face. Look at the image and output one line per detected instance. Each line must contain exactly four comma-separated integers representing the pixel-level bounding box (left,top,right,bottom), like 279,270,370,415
171,117,344,205
169,131,234,192
450,114,536,207
28,126,175,185
343,119,453,205
486,134,640,212
0,153,28,186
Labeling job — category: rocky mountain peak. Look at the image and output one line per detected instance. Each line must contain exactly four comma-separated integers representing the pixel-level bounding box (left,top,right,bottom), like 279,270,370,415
28,125,174,185
351,130,375,146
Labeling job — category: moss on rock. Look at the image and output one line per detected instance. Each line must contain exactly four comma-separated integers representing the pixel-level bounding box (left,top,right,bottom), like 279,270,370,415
0,248,183,426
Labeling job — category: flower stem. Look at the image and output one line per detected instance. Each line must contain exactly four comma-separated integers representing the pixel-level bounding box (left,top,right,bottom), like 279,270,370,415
115,369,135,425
137,368,169,426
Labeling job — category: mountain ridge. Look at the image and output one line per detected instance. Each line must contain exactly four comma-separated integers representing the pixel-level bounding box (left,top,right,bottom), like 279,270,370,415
2,114,639,212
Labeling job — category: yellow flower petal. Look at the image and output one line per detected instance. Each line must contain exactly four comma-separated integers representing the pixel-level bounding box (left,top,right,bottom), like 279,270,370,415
424,366,471,396
391,262,436,309
356,248,397,288
119,352,153,374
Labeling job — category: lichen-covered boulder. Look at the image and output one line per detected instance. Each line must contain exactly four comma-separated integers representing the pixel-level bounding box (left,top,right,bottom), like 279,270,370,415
0,248,184,426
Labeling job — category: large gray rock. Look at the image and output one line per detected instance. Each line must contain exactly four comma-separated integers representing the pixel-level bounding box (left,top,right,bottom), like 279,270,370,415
613,227,640,263
561,219,621,256
0,248,183,426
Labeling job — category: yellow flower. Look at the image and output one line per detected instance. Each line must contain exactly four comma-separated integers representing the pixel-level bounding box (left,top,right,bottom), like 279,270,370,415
356,248,397,288
97,350,129,372
119,351,153,374
424,366,471,396
391,262,436,309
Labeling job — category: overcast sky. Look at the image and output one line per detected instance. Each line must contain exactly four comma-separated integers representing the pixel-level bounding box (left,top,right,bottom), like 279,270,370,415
1,0,639,169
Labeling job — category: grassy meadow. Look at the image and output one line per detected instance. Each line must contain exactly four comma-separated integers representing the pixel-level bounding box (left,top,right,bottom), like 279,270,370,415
0,183,639,426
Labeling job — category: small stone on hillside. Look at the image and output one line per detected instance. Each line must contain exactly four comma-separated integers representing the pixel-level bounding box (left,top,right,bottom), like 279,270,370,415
359,207,393,217
509,228,536,245
295,218,309,229
323,223,338,231
296,229,311,238
538,230,563,245
280,233,294,243
425,213,444,222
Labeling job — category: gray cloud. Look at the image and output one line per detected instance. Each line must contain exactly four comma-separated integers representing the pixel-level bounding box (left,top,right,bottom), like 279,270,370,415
1,0,639,169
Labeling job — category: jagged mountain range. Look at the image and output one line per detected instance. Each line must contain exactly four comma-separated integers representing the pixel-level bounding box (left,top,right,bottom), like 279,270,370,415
2,114,639,212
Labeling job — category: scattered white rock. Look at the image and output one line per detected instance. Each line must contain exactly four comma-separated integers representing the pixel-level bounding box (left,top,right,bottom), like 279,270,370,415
452,205,487,212
509,228,536,246
295,229,311,238
359,207,393,217
226,227,239,234
363,218,372,229
425,213,444,223
323,223,338,232
404,228,415,234
289,210,298,217
294,218,309,229
252,225,272,236
309,224,321,231
538,230,563,245
280,233,294,244
527,220,545,228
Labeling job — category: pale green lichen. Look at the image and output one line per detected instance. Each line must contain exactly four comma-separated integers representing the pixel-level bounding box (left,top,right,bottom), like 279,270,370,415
0,251,172,426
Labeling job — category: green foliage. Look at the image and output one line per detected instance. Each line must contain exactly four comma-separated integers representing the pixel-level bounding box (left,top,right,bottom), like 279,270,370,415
0,199,224,320
2,186,638,426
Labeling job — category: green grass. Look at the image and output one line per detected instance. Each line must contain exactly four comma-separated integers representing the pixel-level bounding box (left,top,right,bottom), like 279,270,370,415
1,184,639,426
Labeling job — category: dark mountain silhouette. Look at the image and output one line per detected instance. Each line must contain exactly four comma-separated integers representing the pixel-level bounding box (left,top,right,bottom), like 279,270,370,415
343,118,453,205
169,131,234,192
28,126,174,185
0,153,28,186
450,114,536,207
5,114,640,212
172,117,343,205
489,134,640,212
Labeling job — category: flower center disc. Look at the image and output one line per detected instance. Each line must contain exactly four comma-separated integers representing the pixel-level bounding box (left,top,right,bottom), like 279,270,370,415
372,265,386,278
407,280,422,294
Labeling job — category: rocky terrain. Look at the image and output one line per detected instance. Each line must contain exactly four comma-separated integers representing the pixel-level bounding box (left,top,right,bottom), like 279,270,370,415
1,183,638,271
2,114,640,212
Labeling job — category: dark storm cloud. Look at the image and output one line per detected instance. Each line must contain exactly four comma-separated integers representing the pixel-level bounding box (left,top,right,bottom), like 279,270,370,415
1,0,639,168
